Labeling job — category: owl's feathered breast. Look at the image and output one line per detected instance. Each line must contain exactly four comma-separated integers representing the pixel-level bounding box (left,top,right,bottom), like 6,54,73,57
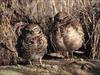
51,16,84,51
20,24,47,60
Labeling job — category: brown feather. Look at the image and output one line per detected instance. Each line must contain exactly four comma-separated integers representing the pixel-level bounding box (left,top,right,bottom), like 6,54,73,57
17,24,47,62
50,12,84,57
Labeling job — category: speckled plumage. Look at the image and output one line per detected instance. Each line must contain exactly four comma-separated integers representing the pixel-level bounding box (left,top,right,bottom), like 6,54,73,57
17,24,47,63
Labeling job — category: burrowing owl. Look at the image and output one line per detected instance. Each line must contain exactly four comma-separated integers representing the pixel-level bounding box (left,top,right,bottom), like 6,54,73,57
17,24,47,65
50,12,84,58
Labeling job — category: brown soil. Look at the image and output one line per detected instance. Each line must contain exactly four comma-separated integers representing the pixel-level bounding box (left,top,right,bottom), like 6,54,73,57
0,59,100,75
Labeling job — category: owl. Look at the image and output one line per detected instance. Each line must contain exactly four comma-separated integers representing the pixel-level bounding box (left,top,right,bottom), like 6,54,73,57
50,12,84,58
17,23,47,65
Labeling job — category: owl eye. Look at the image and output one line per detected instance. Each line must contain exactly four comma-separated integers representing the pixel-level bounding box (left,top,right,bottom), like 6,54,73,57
34,28,39,32
39,30,41,33
30,31,34,34
25,29,30,32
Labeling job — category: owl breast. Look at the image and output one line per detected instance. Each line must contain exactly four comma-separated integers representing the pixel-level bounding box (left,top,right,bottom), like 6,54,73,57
50,12,84,55
61,25,84,51
17,24,47,61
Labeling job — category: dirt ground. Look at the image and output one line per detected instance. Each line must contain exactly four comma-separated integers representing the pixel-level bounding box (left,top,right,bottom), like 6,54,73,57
0,59,100,75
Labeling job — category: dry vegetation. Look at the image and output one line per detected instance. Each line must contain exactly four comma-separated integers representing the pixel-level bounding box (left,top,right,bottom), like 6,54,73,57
0,0,100,75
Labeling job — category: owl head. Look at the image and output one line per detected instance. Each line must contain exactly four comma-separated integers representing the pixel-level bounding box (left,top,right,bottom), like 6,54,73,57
24,24,42,35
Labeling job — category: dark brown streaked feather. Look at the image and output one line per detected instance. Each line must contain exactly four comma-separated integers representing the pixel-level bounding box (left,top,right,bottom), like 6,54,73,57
17,24,47,62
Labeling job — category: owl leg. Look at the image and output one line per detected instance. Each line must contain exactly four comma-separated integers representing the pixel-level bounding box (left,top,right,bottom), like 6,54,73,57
66,51,74,61
29,60,33,67
70,51,75,61
71,51,73,58
39,56,45,67
66,51,69,58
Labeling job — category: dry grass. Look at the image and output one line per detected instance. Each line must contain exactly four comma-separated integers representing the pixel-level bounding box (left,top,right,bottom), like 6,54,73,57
0,0,100,59
0,1,100,75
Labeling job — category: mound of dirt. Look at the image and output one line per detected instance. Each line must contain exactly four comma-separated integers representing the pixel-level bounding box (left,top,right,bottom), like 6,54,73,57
0,59,100,75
